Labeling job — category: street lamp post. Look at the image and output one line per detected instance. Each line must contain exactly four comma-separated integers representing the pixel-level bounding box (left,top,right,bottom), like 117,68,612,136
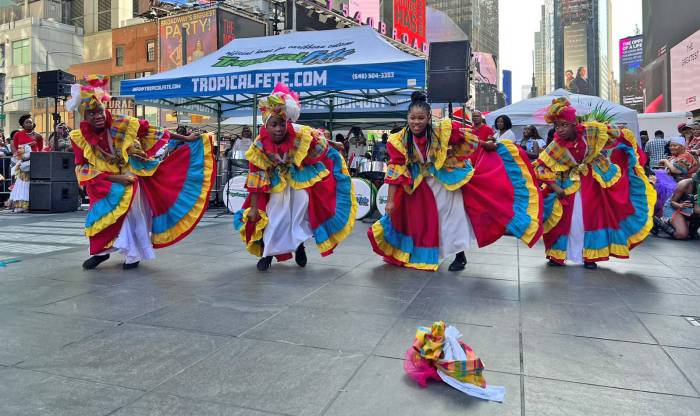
44,50,81,150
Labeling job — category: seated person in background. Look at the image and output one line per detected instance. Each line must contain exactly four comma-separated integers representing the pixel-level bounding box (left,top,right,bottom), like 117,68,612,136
336,133,349,159
656,170,700,239
658,136,698,181
0,131,12,156
519,125,546,160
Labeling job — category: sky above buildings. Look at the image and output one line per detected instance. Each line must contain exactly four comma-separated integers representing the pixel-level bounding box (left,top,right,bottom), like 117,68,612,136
499,0,642,101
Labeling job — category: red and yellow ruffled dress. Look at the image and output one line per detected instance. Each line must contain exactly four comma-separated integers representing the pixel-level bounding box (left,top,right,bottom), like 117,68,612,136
368,119,543,271
233,122,357,260
534,122,655,264
70,111,215,258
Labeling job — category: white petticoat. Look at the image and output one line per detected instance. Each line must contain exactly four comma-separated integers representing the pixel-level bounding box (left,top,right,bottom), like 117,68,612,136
426,177,477,259
9,176,30,204
566,191,585,265
99,186,155,264
262,185,313,257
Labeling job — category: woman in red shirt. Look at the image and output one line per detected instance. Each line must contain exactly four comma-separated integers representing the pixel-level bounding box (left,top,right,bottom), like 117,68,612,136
11,114,43,153
6,115,43,212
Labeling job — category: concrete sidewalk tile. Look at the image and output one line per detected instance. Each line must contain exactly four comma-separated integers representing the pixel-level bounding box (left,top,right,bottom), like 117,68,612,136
299,283,415,316
521,302,655,343
374,318,521,374
606,275,700,296
197,280,325,307
525,376,700,416
523,332,696,396
31,284,191,321
636,314,700,349
0,278,99,308
243,306,396,353
19,324,228,390
334,267,430,292
520,283,624,305
403,289,520,328
423,276,519,301
664,347,700,393
620,291,700,316
518,266,611,287
133,298,282,336
0,367,143,416
156,338,365,416
0,310,115,366
111,393,275,416
324,356,521,416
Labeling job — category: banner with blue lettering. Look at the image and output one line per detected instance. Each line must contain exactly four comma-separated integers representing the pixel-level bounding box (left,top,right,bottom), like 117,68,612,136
122,27,425,100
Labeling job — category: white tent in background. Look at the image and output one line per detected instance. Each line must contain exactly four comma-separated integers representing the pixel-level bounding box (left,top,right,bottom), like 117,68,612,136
486,89,640,140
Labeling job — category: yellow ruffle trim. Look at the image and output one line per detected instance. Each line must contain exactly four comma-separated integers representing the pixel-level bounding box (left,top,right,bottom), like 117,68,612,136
245,144,273,171
317,164,358,254
292,125,313,167
544,197,563,234
501,141,542,245
405,262,440,272
437,168,475,191
546,248,567,262
69,118,139,174
288,167,330,190
627,161,657,246
238,208,270,257
591,164,622,189
370,220,411,264
85,183,134,237
432,118,452,170
151,135,215,246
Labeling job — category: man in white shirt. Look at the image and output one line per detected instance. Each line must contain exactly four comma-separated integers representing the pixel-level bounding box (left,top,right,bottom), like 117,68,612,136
232,126,254,154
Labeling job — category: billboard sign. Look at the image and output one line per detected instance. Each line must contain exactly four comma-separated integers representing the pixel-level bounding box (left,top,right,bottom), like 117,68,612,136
349,0,380,27
559,0,590,95
619,35,644,112
159,9,218,72
473,52,497,86
218,9,267,47
670,28,700,112
393,0,426,50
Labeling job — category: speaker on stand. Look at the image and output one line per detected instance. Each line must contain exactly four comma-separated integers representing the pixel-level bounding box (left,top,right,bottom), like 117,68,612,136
28,151,80,213
427,41,472,119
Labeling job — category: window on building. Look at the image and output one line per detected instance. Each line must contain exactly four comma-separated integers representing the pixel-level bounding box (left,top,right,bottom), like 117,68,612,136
12,39,30,66
115,46,124,66
111,74,128,95
135,71,153,78
146,40,156,62
11,75,31,100
98,0,112,31
71,0,85,29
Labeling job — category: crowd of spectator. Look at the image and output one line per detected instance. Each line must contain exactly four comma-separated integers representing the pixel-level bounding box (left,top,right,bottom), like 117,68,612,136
643,121,700,240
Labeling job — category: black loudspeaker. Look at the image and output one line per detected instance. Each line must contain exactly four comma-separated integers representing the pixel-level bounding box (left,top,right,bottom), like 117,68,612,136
30,152,77,182
37,70,76,98
428,41,471,71
428,41,472,103
37,82,72,98
29,181,80,213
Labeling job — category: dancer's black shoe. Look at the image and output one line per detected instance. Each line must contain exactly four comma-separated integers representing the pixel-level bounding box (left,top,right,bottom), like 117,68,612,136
448,252,467,272
547,259,563,267
584,262,598,270
295,244,307,267
123,261,140,270
257,256,273,271
82,254,110,270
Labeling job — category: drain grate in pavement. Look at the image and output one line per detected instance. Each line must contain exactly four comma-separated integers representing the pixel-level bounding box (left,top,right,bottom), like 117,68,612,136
684,317,700,327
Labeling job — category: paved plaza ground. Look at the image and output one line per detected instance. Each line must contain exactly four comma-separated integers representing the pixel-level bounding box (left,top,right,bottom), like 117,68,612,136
0,209,699,415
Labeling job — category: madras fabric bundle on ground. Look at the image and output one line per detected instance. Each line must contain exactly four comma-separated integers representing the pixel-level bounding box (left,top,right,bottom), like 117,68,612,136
404,321,505,402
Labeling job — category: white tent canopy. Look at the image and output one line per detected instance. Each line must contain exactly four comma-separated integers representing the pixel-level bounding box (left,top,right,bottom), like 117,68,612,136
486,89,640,140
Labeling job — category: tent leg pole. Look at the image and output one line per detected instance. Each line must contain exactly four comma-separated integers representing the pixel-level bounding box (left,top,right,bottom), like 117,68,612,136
216,102,222,207
329,95,334,135
252,94,258,137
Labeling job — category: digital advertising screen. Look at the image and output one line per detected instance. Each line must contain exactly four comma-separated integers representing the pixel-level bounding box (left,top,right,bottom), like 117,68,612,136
619,35,644,112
